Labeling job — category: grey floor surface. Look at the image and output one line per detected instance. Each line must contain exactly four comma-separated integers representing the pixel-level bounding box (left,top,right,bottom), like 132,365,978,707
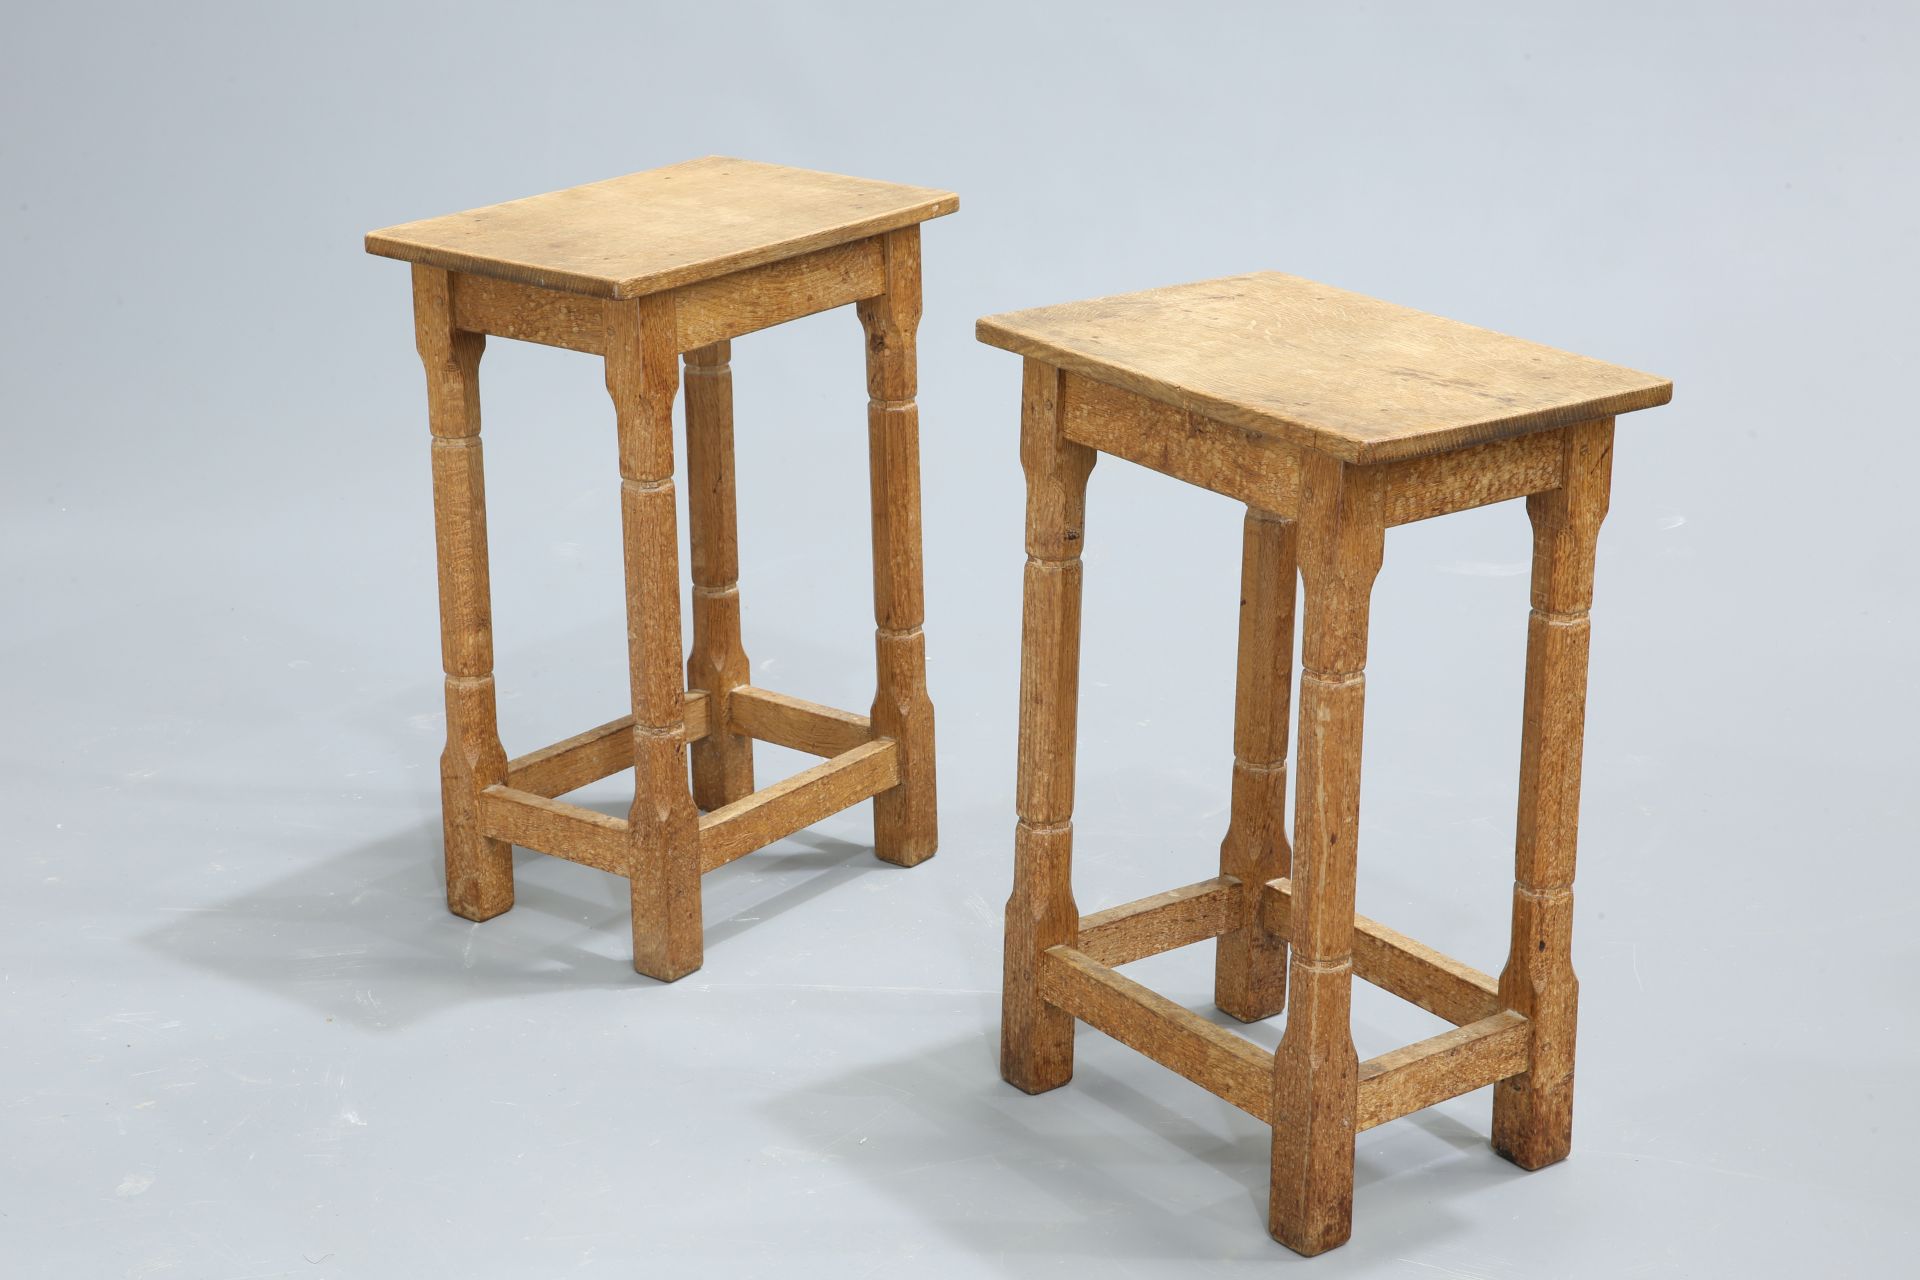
4,3,1917,1276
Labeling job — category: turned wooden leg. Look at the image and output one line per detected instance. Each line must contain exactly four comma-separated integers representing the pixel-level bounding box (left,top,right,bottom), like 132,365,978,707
608,295,704,981
1002,358,1096,1094
1493,418,1614,1169
413,266,513,922
858,226,937,866
1216,508,1297,1023
1269,455,1384,1256
684,340,755,810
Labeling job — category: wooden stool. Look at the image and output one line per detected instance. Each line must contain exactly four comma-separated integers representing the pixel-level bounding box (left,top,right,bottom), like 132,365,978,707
979,273,1671,1254
365,158,954,980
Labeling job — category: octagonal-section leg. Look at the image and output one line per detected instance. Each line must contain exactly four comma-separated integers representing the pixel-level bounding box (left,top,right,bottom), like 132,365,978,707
1494,418,1613,1169
1002,359,1095,1095
1216,508,1297,1023
858,227,938,867
1269,455,1384,1257
684,340,755,810
414,265,513,923
608,295,704,982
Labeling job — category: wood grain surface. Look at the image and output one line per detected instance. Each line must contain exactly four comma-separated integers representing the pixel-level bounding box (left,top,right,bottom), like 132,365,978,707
986,280,1661,1254
388,163,950,982
1493,417,1613,1171
979,273,1669,463
368,156,956,298
1002,358,1096,1096
860,227,938,868
684,341,755,812
414,265,514,924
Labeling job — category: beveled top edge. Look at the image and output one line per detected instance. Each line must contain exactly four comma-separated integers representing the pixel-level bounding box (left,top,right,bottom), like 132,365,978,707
977,272,1673,464
365,156,958,299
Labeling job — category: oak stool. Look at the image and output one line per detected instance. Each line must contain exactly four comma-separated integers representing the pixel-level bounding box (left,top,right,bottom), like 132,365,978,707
366,158,953,980
980,274,1671,1254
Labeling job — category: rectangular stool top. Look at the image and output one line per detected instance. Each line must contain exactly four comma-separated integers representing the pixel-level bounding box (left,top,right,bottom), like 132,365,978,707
978,273,1671,464
366,157,957,300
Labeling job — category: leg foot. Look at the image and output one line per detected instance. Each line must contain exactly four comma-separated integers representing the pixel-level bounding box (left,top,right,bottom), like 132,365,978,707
440,677,512,921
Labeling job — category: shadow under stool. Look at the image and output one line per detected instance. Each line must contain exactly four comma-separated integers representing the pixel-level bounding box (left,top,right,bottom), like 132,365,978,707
365,157,955,980
978,273,1672,1254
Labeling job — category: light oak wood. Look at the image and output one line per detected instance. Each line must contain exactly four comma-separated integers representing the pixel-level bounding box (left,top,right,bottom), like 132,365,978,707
729,686,872,758
684,340,755,812
1215,509,1297,1022
1264,878,1501,1027
414,265,514,924
980,273,1670,464
1357,1011,1530,1132
1003,358,1096,1095
478,786,630,877
985,276,1665,1256
381,163,947,981
1268,453,1384,1255
451,273,606,354
447,239,889,355
1077,876,1243,968
860,226,937,868
1061,372,1303,511
1493,417,1613,1171
368,156,956,299
1381,430,1563,527
699,740,899,871
1040,946,1274,1122
675,239,885,350
504,697,712,799
609,294,706,981
484,737,895,884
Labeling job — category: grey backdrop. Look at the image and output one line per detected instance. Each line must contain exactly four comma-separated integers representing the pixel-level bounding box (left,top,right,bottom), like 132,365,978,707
4,2,1915,1276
